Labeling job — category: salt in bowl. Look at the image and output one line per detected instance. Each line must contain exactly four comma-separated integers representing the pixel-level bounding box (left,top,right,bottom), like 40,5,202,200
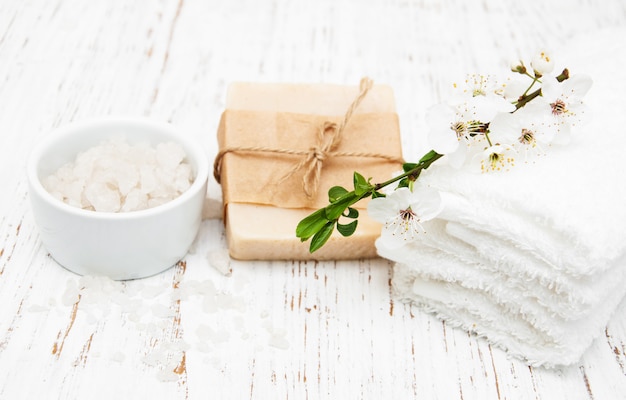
26,117,209,280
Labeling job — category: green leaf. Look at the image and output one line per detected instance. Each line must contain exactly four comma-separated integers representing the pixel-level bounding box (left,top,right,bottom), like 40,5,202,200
296,208,329,240
337,220,358,237
402,162,418,172
419,150,439,164
309,221,335,253
328,186,349,202
372,191,386,199
325,192,358,220
397,178,409,188
342,207,359,219
353,172,371,196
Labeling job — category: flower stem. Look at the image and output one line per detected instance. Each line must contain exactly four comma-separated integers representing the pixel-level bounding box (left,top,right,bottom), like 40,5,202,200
515,68,570,111
374,150,444,191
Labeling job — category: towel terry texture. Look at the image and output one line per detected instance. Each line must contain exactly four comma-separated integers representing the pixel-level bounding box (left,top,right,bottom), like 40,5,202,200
385,29,626,367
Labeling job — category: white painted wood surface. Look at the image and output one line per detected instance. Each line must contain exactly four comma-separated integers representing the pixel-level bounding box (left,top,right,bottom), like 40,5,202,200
1,0,626,398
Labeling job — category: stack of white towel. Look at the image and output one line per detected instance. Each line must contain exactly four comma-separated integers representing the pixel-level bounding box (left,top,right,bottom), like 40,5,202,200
382,29,626,367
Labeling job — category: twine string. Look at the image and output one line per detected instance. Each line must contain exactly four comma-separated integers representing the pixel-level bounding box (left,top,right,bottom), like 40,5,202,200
212,77,404,198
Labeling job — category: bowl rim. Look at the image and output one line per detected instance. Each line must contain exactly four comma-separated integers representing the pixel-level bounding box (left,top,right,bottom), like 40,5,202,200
26,117,209,220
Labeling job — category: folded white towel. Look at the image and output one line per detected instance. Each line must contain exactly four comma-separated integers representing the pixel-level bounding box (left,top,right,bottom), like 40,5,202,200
384,28,626,367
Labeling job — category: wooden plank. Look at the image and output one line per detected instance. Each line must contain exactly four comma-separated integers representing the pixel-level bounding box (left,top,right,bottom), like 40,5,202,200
1,0,626,399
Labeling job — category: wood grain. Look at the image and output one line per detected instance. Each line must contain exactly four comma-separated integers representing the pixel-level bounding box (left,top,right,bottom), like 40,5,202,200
1,0,626,399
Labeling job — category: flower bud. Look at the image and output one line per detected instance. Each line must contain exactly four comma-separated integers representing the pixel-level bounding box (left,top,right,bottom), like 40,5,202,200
510,59,526,74
530,50,554,76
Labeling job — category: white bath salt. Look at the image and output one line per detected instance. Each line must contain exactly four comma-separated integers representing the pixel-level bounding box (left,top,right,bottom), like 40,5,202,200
110,352,126,363
207,249,232,276
197,279,217,297
62,280,80,306
156,370,180,382
126,311,142,323
195,341,212,354
109,291,130,306
151,303,175,318
169,287,187,302
202,295,218,313
42,137,194,212
140,284,166,299
268,333,290,350
174,340,191,352
142,351,164,367
120,298,144,316
27,304,49,312
197,325,230,343
216,292,246,311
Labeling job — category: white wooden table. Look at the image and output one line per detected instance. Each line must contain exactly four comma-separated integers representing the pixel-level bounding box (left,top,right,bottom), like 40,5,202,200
2,1,626,398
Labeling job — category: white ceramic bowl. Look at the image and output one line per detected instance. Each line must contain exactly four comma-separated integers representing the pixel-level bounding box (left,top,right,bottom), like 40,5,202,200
27,117,209,280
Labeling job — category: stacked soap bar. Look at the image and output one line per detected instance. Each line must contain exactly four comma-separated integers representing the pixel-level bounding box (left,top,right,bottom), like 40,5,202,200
216,81,403,260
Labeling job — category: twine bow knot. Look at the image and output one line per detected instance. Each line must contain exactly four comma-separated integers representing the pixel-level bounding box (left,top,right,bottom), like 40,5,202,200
281,120,343,197
213,77,404,198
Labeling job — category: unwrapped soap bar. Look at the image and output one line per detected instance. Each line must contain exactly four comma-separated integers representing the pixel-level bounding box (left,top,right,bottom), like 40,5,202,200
216,81,403,260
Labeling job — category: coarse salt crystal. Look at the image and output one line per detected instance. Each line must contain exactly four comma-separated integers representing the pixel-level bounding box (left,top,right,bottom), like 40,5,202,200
43,137,193,212
207,249,231,276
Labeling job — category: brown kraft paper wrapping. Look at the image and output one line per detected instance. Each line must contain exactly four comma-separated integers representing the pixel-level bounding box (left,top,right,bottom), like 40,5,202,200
218,110,402,209
215,83,403,261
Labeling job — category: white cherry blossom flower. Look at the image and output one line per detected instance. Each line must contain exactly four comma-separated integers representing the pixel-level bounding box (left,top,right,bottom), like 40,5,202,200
472,144,517,173
426,78,514,166
368,187,443,250
488,104,558,160
502,79,528,102
537,74,593,143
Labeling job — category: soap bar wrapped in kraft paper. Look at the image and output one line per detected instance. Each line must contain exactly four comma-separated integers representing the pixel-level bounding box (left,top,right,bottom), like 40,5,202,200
214,78,404,260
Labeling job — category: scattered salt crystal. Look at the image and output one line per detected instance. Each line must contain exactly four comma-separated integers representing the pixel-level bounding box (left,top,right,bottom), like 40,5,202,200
195,341,212,353
174,340,191,352
196,324,213,339
110,291,129,305
196,325,229,343
142,352,163,367
110,352,126,362
155,319,171,329
232,315,245,329
170,288,186,302
27,304,48,312
84,313,99,324
120,298,144,315
268,333,290,350
197,280,217,297
80,291,101,305
43,137,193,212
156,370,180,382
62,280,80,306
151,303,175,318
127,312,141,323
207,249,231,276
141,285,165,298
216,293,246,311
202,296,218,313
